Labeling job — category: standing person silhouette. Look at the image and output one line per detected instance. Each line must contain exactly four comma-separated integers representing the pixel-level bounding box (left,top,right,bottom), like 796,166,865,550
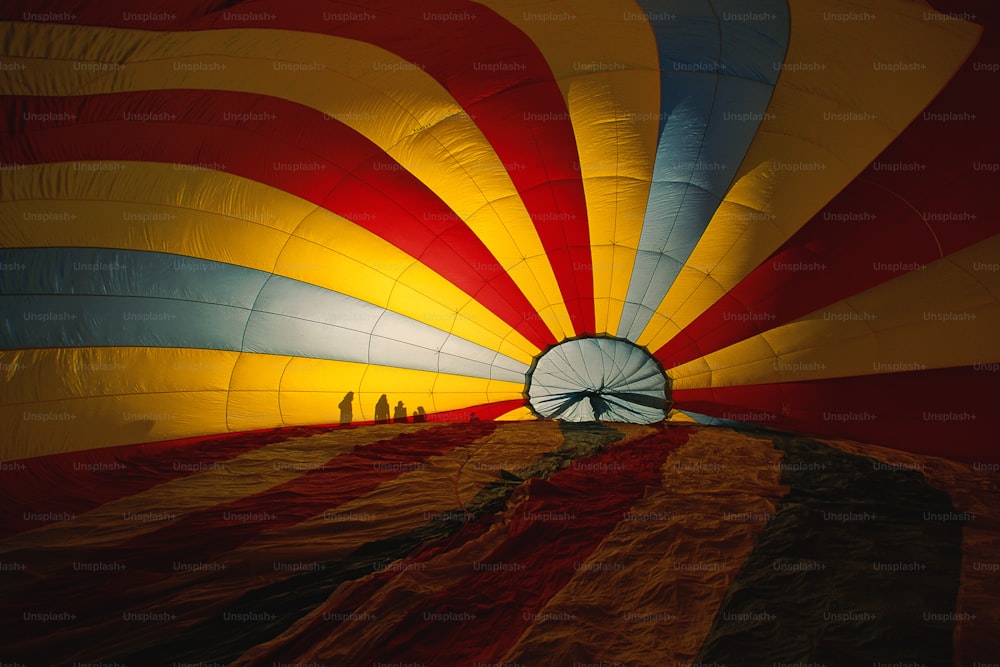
393,400,408,423
374,394,390,424
338,391,354,425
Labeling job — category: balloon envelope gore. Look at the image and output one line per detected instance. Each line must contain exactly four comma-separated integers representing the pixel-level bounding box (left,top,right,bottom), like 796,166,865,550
525,337,671,423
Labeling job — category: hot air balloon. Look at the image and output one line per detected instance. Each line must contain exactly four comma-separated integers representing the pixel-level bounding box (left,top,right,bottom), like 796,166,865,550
1,0,997,665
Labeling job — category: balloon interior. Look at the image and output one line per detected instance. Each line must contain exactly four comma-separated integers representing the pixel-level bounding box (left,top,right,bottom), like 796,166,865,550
1,1,997,665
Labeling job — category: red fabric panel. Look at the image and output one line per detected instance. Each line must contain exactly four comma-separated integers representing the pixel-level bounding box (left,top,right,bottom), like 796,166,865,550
0,424,338,538
1,0,595,334
424,399,526,422
3,422,499,641
364,426,693,665
1,91,556,348
673,367,1000,462
656,31,998,367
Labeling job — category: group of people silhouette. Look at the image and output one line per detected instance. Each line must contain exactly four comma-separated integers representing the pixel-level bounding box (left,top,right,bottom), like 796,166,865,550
338,392,426,425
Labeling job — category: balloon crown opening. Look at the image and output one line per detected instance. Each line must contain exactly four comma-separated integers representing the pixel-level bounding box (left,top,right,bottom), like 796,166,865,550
524,335,671,424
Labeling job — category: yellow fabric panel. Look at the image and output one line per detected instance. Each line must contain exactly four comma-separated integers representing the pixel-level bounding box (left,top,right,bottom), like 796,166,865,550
670,235,1000,389
0,347,236,405
0,424,432,557
0,164,295,271
227,351,291,393
486,378,525,405
477,0,661,334
1,391,231,461
268,356,371,429
638,0,981,351
592,242,616,337
0,348,522,458
280,238,401,309
501,428,785,665
278,357,524,423
0,163,538,364
668,410,699,424
226,353,290,430
595,241,646,330
495,406,536,421
225,390,287,432
0,347,237,459
0,21,574,341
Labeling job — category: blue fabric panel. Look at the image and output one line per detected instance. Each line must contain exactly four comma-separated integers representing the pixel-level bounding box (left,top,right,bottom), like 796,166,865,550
618,0,789,340
0,247,528,382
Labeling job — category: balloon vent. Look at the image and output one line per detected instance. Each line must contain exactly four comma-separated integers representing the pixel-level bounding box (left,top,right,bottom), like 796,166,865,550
525,336,671,423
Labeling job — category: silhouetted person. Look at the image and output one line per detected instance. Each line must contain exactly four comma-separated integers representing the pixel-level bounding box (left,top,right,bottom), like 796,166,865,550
338,391,354,425
393,400,408,423
413,406,427,423
469,412,479,422
586,391,609,421
374,394,390,424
